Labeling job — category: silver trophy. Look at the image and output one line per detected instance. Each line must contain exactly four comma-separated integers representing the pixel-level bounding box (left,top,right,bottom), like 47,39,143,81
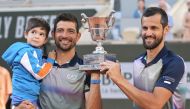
79,11,116,70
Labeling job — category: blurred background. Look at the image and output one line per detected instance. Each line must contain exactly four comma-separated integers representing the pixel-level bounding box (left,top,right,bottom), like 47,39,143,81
0,0,190,108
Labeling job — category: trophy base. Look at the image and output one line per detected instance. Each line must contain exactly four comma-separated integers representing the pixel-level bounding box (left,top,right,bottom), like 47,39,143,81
79,53,116,70
79,64,100,70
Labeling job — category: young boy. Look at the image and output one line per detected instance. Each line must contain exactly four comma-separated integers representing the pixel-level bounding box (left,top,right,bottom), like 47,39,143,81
2,17,55,108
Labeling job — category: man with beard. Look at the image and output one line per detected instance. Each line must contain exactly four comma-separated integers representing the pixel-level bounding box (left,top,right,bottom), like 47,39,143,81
15,13,102,109
100,7,185,109
38,13,102,109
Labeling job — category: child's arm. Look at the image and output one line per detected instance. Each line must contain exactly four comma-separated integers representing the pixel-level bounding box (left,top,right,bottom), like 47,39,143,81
20,50,55,80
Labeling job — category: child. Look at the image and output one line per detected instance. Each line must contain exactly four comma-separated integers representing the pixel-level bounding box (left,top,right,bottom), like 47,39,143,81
2,17,55,108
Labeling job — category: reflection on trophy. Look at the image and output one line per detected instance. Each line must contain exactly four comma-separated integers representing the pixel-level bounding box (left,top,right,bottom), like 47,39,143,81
79,11,116,70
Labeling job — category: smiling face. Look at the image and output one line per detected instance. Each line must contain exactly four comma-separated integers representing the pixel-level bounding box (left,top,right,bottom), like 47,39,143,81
141,14,168,50
25,27,48,48
53,21,81,52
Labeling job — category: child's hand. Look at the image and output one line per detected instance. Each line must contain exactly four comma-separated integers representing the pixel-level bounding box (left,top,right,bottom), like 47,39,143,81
15,100,36,109
48,50,56,60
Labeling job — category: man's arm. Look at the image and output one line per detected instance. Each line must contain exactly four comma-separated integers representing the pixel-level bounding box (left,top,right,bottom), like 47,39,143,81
85,72,102,109
100,61,172,109
115,76,172,109
0,66,12,104
4,68,12,103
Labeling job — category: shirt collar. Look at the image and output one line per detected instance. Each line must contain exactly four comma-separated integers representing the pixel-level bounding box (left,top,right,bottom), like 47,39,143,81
54,52,83,68
141,46,168,67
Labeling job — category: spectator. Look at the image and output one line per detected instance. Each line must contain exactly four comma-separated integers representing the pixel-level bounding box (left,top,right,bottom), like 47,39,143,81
158,0,174,41
0,66,12,109
133,0,146,18
158,0,171,14
109,0,122,40
182,10,190,41
187,0,190,11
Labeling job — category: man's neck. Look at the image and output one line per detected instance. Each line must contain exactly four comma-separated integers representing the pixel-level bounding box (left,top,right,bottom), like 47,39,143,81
56,48,76,65
146,44,164,64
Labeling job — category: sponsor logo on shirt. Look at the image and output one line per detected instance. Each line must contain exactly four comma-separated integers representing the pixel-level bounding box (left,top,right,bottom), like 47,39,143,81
163,76,175,85
164,80,171,84
66,74,78,81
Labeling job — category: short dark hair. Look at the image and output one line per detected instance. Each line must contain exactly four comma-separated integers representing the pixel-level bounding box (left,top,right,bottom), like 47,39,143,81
53,13,79,33
25,18,50,38
141,7,168,28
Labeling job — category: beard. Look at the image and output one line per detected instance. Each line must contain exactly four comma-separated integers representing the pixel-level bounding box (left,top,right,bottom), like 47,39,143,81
142,33,163,50
54,38,76,52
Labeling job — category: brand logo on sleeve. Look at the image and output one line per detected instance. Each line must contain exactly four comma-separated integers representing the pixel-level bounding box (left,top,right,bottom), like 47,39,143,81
164,80,171,84
163,76,175,85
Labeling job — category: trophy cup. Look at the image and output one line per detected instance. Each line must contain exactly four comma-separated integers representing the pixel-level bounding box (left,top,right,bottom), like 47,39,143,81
79,11,116,70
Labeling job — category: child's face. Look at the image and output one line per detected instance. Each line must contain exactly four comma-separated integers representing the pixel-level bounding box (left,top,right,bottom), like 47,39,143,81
25,27,48,48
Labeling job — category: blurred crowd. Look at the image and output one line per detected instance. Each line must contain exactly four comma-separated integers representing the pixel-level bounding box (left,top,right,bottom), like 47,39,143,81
133,0,190,42
111,0,190,43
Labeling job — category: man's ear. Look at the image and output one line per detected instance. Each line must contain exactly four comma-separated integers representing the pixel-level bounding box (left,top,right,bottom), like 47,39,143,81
51,31,55,39
76,32,81,42
164,25,169,36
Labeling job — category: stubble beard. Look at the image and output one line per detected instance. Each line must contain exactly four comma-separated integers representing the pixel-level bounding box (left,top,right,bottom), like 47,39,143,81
142,33,163,50
55,40,76,52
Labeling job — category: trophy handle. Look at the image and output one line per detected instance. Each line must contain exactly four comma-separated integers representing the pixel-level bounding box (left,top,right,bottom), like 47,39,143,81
81,13,89,29
107,10,116,28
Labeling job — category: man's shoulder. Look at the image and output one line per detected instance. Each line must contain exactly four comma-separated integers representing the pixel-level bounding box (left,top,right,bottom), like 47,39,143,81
134,52,146,61
161,50,185,77
163,50,184,66
75,53,83,65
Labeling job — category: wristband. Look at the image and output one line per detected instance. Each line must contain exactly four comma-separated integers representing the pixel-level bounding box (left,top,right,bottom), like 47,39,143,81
91,79,101,84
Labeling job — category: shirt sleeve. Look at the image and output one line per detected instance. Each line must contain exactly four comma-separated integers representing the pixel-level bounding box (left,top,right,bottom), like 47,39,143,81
20,49,54,80
155,57,185,93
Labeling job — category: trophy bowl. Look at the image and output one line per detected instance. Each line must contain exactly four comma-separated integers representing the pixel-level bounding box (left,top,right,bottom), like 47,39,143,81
79,11,116,71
